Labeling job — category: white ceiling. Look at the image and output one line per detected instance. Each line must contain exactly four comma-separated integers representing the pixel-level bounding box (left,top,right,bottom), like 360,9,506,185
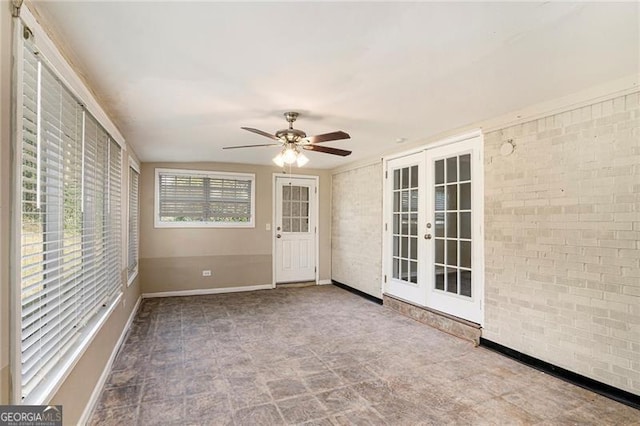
33,1,639,168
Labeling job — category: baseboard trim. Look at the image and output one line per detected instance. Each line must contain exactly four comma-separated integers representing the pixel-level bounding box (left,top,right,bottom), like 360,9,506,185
79,296,142,425
317,279,332,285
142,284,273,298
480,338,640,410
332,280,383,305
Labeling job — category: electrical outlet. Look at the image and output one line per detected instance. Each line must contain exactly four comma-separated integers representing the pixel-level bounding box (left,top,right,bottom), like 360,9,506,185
202,270,212,277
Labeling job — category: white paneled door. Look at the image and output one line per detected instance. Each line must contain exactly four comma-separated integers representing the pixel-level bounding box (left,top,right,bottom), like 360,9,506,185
384,134,484,324
274,176,317,283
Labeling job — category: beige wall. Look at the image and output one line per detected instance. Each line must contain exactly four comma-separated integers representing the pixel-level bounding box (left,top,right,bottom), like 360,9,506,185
483,92,640,396
1,0,13,405
331,162,383,297
140,162,332,294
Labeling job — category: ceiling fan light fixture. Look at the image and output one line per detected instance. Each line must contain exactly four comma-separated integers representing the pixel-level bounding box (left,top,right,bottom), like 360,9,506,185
233,112,352,166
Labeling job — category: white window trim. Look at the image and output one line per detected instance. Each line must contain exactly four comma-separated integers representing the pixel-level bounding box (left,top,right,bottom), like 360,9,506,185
127,157,141,286
154,168,256,228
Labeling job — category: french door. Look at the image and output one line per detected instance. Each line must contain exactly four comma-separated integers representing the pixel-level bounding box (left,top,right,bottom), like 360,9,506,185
384,135,483,324
386,154,427,305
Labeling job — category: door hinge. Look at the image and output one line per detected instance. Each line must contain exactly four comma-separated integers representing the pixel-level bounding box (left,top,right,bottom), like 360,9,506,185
385,223,387,231
315,266,317,273
385,170,388,179
315,186,317,194
315,226,317,234
384,275,387,283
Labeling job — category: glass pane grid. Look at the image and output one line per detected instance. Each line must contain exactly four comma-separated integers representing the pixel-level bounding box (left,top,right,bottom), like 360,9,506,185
392,165,419,283
433,154,472,298
282,185,310,233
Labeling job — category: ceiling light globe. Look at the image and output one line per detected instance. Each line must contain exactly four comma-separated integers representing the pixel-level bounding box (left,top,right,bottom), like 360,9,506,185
296,152,309,167
273,153,285,167
282,148,298,164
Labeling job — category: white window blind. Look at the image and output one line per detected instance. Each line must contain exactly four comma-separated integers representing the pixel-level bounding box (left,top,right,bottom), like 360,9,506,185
18,37,122,403
155,169,255,227
128,167,139,281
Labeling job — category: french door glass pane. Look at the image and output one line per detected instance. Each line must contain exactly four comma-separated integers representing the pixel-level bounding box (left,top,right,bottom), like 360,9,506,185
446,267,458,293
460,270,472,297
459,154,471,181
460,241,472,268
446,185,457,210
460,212,471,239
446,213,457,238
409,260,418,284
446,157,457,183
435,239,444,264
435,213,445,237
435,160,444,184
433,153,472,298
435,265,445,290
460,183,471,210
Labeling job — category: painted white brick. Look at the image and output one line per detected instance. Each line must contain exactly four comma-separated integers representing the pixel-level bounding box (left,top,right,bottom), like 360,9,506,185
331,163,383,297
484,92,640,396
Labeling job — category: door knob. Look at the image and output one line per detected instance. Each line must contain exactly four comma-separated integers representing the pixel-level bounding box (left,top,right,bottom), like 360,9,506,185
276,234,282,238
424,234,432,240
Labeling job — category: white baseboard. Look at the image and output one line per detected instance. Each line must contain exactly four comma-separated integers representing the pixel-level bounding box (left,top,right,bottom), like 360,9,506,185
142,284,273,299
318,279,333,285
78,296,141,425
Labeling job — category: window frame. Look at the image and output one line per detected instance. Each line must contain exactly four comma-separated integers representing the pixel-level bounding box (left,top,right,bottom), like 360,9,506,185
154,168,256,228
127,157,140,285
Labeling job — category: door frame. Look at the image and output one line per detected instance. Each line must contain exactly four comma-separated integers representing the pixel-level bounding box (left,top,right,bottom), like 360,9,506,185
272,173,320,288
381,129,485,325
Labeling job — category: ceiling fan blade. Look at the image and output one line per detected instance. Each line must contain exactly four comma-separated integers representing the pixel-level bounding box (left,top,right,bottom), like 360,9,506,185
305,131,350,144
303,144,351,157
223,143,281,149
241,127,281,141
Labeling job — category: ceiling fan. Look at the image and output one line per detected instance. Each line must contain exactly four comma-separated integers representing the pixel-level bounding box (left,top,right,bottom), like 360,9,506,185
223,112,351,167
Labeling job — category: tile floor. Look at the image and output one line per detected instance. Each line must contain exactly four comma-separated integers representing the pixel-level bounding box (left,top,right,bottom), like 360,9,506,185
90,285,640,425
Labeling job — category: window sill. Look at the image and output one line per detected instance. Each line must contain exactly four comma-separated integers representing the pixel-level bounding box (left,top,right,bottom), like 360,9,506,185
127,269,138,287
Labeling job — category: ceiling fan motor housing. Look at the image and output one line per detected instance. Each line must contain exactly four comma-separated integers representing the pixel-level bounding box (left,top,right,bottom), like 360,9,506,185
276,128,307,143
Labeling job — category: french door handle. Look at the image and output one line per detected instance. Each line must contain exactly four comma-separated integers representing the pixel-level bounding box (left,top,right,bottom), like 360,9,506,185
424,234,432,240
276,234,282,239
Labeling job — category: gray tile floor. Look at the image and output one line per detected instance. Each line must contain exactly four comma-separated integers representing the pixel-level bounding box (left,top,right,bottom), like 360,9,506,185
90,285,639,425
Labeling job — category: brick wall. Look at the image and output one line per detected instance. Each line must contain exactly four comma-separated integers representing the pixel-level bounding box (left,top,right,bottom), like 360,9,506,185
483,92,640,395
332,163,383,297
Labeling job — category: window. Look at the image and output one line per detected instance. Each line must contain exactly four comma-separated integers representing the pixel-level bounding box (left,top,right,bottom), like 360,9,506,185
16,24,123,403
155,168,255,228
127,163,140,283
